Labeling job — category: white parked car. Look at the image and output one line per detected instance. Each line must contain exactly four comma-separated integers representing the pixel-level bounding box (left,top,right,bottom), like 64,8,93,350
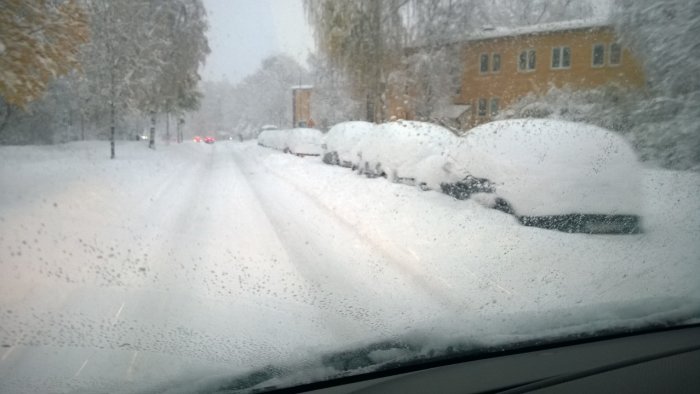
258,128,324,156
322,121,375,167
442,119,642,234
260,124,278,132
352,120,459,184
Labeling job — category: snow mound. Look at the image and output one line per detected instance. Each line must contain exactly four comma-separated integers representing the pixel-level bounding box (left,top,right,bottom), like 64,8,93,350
353,120,459,182
258,128,324,156
449,119,642,216
323,121,375,166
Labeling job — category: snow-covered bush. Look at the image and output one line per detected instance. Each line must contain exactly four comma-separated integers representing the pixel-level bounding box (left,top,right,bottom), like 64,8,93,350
494,85,634,132
496,85,699,171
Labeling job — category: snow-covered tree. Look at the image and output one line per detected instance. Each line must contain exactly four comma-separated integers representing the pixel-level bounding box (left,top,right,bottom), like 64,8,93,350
138,0,209,146
187,55,308,140
0,0,89,131
612,0,700,169
0,0,209,151
307,53,363,130
304,0,406,122
78,0,208,157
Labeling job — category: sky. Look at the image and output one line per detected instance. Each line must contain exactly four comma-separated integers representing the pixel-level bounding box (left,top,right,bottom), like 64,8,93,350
201,0,314,83
199,0,611,84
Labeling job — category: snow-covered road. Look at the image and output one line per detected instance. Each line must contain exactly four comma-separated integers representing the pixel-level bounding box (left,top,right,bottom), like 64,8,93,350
1,141,699,393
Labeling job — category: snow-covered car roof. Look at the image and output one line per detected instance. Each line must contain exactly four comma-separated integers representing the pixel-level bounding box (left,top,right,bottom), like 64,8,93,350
354,120,459,177
449,119,642,217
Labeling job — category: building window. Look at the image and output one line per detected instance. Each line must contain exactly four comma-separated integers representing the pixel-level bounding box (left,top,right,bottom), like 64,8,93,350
519,49,536,71
492,53,501,72
490,98,500,116
592,44,605,67
478,98,487,116
479,53,489,73
610,43,622,65
551,46,571,69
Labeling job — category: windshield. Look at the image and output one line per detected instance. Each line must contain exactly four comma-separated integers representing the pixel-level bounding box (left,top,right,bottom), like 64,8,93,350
1,0,699,393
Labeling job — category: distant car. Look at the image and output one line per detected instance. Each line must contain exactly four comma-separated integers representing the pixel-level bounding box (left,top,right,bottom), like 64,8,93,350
258,128,323,156
442,119,642,234
322,121,375,167
193,136,202,142
260,124,278,133
217,132,233,141
204,136,215,144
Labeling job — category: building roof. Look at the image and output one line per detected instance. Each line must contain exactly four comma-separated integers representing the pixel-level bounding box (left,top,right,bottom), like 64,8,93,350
457,17,610,43
290,85,313,90
433,105,470,119
407,17,612,50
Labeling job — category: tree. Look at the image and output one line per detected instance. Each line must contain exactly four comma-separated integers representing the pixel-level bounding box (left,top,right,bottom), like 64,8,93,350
304,0,406,122
307,53,363,130
612,0,700,169
139,0,209,147
186,55,309,140
0,0,89,131
78,0,208,157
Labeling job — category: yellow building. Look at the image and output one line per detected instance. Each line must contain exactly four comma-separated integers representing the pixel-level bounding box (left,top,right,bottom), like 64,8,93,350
456,19,645,127
292,85,313,128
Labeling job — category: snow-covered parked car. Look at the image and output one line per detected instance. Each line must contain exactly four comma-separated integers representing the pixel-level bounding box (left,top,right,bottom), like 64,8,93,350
442,119,642,234
352,120,459,184
257,128,324,156
259,124,278,132
322,121,375,167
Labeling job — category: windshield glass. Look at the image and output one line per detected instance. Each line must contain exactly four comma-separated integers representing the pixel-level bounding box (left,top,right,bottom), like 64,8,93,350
1,0,699,393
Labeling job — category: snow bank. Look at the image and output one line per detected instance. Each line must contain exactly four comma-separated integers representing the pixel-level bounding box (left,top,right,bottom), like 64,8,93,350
323,121,375,166
258,128,324,156
448,119,642,217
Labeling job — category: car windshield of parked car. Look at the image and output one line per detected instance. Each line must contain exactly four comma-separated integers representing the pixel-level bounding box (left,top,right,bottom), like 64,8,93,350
0,1,699,393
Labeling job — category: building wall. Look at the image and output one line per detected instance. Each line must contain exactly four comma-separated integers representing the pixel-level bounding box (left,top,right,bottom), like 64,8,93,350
292,88,312,127
457,27,646,126
385,79,414,121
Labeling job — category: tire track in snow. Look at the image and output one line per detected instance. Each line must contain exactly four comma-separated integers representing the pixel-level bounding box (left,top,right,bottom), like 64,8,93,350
221,145,393,339
230,146,470,328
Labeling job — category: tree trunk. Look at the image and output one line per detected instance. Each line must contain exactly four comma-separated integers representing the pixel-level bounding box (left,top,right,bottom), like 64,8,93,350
109,53,116,159
177,117,183,143
110,100,115,159
80,111,85,141
0,102,12,135
368,0,384,123
109,70,116,159
165,112,170,145
148,112,156,149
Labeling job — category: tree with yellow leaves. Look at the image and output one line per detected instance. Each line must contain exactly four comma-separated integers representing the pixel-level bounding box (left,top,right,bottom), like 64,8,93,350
0,0,89,130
